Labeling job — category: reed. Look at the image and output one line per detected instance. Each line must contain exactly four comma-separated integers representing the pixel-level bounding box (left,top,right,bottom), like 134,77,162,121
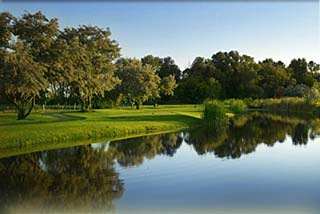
246,97,320,115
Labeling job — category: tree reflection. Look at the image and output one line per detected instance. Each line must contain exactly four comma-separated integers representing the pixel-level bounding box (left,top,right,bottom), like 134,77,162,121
185,113,316,159
0,153,51,212
292,123,309,145
184,125,228,155
109,133,182,167
1,112,319,212
0,145,123,213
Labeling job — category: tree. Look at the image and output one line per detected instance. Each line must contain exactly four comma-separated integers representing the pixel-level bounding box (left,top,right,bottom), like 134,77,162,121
141,55,161,70
258,59,295,98
0,11,57,119
142,55,181,82
12,11,59,64
289,58,317,87
308,61,320,73
158,57,181,81
176,56,221,103
211,51,263,98
160,74,177,96
60,26,121,111
0,12,14,50
284,84,309,97
116,58,161,109
305,83,320,102
0,41,48,120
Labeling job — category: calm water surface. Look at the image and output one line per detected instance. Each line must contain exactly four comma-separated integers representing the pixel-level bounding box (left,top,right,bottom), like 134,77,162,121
1,113,320,213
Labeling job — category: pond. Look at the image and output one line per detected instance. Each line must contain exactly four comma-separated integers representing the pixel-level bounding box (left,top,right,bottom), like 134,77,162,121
1,113,320,213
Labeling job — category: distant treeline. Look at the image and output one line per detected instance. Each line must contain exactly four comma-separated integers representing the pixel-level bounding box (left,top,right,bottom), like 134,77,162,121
0,11,319,119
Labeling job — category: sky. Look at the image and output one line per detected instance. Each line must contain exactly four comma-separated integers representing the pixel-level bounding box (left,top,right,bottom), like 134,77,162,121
1,1,319,69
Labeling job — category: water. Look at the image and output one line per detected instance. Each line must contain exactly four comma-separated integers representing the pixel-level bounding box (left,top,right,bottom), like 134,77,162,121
1,113,320,213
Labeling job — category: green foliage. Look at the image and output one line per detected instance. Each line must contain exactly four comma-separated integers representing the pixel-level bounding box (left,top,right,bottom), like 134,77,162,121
160,75,177,96
0,41,48,120
203,100,227,126
289,58,317,87
176,57,221,103
211,51,263,99
92,93,124,109
258,59,295,97
284,84,308,97
141,55,161,70
223,99,248,114
59,26,121,112
305,83,320,102
116,58,161,109
175,52,319,103
0,12,56,119
158,57,181,81
247,97,318,114
2,10,320,120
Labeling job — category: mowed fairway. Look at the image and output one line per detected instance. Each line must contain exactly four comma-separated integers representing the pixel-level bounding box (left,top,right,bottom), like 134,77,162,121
0,105,202,158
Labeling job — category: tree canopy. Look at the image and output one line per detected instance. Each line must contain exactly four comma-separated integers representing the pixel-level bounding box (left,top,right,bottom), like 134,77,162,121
1,11,320,118
116,58,160,109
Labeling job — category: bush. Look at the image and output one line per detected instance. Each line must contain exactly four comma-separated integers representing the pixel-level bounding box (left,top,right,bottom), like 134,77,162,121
203,100,227,126
223,99,248,114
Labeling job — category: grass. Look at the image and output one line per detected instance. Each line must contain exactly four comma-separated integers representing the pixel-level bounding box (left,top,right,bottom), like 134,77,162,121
0,105,202,158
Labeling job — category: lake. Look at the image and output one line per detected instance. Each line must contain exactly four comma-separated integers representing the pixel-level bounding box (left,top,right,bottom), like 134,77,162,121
1,113,320,213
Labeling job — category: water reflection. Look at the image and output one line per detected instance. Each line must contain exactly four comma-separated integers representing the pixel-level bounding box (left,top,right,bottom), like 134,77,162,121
0,145,123,213
185,113,315,158
0,112,319,212
109,133,183,167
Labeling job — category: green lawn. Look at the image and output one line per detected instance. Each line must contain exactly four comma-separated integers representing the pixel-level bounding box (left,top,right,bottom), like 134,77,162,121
0,105,202,158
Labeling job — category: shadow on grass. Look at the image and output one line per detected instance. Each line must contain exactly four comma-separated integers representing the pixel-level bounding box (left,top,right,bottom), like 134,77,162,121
0,112,85,126
105,114,201,123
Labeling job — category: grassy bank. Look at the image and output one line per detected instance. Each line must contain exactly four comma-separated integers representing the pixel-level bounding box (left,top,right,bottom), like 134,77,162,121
0,105,202,158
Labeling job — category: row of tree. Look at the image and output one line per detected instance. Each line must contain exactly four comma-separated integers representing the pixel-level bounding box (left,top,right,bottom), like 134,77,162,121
0,12,177,119
1,11,320,119
177,52,320,103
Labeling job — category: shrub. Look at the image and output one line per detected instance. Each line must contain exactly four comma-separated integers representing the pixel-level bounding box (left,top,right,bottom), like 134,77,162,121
223,99,248,114
203,100,227,126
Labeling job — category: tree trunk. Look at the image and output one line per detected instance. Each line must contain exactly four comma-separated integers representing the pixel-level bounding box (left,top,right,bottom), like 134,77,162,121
17,109,26,120
135,102,140,109
16,100,34,120
81,96,92,112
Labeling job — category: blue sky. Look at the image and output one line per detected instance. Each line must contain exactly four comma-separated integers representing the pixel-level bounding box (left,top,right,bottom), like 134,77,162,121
1,1,319,69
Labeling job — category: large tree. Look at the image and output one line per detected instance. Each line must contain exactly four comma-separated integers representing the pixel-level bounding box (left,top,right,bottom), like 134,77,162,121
0,11,58,119
211,51,263,98
142,55,181,82
60,26,121,111
176,57,221,103
288,58,317,87
12,11,58,63
116,58,161,109
158,57,181,81
141,54,161,70
160,74,177,97
258,59,295,98
0,41,48,119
